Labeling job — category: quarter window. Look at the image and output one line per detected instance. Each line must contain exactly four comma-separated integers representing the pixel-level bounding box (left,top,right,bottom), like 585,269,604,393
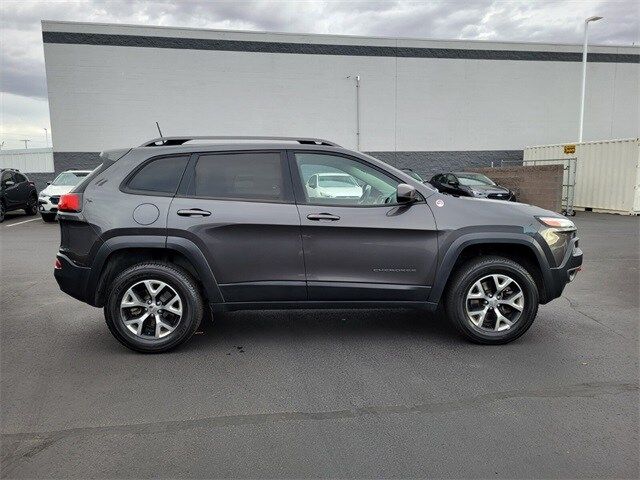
192,152,284,201
127,156,189,194
294,153,400,206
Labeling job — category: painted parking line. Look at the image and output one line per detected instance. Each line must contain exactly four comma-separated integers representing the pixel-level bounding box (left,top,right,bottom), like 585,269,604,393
3,218,41,228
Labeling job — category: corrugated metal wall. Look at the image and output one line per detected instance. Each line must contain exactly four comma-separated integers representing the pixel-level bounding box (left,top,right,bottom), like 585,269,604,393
524,139,639,214
0,148,55,173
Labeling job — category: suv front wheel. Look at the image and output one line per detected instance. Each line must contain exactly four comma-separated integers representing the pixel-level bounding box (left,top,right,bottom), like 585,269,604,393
104,262,203,353
444,256,539,344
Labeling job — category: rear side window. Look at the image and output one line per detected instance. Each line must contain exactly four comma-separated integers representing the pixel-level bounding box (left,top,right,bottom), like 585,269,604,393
191,152,284,201
127,156,189,194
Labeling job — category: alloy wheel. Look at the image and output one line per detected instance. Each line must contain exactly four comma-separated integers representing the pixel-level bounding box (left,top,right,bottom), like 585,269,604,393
120,279,183,339
465,274,524,332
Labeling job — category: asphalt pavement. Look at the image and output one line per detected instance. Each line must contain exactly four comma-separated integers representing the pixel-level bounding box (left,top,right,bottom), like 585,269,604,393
1,211,638,478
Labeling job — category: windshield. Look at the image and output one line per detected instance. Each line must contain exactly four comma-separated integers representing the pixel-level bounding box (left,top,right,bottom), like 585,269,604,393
52,172,90,186
456,173,496,187
319,175,358,187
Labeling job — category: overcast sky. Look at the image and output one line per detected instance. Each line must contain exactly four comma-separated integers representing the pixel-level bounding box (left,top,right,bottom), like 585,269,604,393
1,0,638,149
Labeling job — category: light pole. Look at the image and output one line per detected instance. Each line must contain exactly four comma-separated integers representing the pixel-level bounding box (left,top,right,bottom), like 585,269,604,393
578,15,603,142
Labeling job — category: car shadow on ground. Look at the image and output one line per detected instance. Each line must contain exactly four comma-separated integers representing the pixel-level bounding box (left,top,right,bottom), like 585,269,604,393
80,308,461,355
185,308,458,353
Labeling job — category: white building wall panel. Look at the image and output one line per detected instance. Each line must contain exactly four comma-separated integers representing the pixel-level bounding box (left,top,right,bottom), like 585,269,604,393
0,148,55,173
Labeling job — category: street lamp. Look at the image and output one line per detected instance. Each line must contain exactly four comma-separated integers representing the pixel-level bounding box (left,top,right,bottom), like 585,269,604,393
578,15,603,142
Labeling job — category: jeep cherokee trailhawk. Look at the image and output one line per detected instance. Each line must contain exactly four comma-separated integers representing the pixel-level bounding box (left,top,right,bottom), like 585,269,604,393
54,136,583,352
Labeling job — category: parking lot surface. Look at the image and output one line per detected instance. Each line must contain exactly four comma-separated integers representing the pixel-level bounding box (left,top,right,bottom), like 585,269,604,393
1,211,638,478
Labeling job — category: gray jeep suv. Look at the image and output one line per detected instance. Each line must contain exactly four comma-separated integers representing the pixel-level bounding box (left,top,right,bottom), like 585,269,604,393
54,136,583,352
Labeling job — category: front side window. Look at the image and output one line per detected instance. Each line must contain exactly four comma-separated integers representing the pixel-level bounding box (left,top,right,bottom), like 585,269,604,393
294,153,400,206
192,152,284,201
13,173,27,183
127,156,189,194
52,172,89,186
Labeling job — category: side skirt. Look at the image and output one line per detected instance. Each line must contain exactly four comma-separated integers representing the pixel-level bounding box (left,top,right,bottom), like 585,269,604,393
211,300,438,313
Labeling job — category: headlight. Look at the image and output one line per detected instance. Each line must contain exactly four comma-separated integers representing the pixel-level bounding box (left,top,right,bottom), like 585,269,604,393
536,216,576,231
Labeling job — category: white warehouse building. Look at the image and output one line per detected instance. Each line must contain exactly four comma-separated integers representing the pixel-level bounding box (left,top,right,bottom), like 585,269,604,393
42,20,639,177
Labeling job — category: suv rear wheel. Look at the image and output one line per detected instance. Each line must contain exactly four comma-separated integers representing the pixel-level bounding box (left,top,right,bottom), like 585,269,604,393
104,262,203,353
444,256,539,344
25,195,38,216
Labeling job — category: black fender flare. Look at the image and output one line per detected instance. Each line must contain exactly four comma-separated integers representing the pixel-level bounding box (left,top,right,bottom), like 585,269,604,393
427,232,553,304
87,235,223,306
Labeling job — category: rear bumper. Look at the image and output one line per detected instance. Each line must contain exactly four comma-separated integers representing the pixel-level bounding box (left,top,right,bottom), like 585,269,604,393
54,253,91,304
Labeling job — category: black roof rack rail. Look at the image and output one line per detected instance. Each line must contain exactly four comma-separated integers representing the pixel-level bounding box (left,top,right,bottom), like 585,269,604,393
139,136,340,147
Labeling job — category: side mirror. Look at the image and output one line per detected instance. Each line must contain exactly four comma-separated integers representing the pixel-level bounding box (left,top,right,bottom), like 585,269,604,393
46,181,51,186
396,183,418,204
447,179,459,187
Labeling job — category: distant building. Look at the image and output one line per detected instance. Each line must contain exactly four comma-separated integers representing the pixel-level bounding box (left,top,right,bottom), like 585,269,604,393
42,20,639,177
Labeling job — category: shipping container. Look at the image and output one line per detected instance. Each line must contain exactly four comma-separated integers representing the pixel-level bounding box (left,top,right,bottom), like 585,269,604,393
0,148,54,173
524,139,640,215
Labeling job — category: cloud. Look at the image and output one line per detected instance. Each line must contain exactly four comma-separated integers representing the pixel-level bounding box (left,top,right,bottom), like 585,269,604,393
0,0,638,143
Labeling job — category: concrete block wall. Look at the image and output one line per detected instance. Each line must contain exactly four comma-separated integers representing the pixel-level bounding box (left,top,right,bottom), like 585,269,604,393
470,165,564,213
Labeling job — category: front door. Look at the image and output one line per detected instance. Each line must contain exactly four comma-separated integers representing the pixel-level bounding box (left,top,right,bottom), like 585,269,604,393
290,151,438,302
168,150,306,303
1,172,21,209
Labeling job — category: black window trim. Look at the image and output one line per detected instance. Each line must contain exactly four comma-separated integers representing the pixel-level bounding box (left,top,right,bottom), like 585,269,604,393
176,149,295,205
287,149,425,208
120,153,191,197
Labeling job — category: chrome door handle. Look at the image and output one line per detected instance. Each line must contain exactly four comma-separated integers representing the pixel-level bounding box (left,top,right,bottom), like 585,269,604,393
307,213,340,221
177,208,211,217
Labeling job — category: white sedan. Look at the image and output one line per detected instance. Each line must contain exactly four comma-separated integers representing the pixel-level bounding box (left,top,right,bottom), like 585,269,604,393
305,172,363,200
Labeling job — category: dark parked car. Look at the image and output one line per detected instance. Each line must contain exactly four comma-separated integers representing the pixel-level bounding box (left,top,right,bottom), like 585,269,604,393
429,172,516,201
54,136,582,352
0,168,38,222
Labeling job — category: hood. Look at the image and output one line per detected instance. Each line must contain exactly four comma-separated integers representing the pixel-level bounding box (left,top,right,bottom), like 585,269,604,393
319,185,363,196
39,184,76,196
465,185,510,194
459,195,557,217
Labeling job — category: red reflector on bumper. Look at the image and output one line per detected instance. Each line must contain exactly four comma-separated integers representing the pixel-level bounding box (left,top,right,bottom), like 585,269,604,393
54,259,62,270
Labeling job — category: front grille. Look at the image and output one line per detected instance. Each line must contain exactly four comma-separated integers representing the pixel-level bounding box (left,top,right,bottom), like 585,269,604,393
488,193,509,200
50,196,60,205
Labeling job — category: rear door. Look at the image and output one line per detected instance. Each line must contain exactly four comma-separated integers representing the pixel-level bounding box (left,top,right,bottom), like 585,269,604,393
168,150,306,302
289,151,438,302
12,172,31,205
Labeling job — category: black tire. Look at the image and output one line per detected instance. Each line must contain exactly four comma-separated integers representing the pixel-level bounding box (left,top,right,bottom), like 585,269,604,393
41,212,57,222
0,201,5,223
444,256,539,345
24,195,38,216
104,262,204,353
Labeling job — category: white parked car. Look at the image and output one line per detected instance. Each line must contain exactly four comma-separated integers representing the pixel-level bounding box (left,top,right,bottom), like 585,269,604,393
305,172,363,200
38,170,92,222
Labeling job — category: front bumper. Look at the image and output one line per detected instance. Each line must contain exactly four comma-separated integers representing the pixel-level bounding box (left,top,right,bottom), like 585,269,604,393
54,253,91,304
38,196,60,214
544,234,583,302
